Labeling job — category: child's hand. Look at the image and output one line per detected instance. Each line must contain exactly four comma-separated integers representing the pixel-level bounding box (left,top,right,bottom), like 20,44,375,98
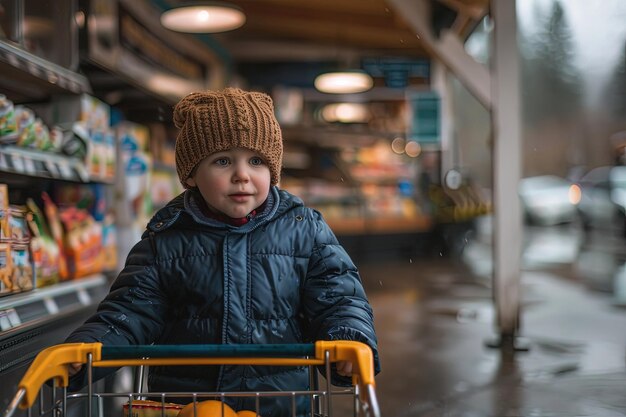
68,362,83,376
336,360,353,377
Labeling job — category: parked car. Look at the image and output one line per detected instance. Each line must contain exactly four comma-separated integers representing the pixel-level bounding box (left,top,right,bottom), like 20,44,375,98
518,175,578,226
575,166,626,236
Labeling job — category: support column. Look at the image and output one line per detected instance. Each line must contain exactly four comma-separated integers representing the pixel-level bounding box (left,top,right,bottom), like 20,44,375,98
431,60,456,177
490,0,525,349
386,0,492,110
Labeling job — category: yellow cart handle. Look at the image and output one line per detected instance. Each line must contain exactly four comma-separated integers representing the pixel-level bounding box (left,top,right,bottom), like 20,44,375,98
17,343,102,409
14,341,375,410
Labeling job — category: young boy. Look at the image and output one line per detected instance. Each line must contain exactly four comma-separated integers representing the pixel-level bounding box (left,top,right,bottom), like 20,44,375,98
65,88,380,416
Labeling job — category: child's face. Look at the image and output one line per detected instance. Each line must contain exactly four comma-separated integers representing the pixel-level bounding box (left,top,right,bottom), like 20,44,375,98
186,148,271,219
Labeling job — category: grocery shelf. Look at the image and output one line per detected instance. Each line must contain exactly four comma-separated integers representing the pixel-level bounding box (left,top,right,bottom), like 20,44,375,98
0,274,109,334
0,145,112,184
0,40,90,101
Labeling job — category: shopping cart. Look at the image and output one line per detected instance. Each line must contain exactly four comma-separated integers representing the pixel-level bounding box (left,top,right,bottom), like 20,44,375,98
3,340,380,417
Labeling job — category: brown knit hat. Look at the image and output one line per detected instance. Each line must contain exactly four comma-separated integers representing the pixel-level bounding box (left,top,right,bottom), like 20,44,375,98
173,87,283,187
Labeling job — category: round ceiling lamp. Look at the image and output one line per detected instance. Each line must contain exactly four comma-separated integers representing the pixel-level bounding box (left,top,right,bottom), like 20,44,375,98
321,103,370,123
160,2,246,33
314,70,374,94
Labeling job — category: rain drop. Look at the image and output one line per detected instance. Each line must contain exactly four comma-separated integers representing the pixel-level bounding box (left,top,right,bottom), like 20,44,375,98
409,258,413,263
379,280,383,286
439,252,443,256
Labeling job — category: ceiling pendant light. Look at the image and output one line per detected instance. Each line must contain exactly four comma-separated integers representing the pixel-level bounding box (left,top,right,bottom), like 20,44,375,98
314,70,374,94
160,2,246,33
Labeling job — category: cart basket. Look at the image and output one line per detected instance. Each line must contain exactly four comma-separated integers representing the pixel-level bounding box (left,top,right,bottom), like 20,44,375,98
4,341,380,417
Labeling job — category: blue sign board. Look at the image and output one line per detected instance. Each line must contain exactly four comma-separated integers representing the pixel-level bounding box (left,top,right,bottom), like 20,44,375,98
407,91,440,145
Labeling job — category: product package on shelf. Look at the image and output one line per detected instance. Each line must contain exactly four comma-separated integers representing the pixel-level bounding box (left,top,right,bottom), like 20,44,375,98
29,94,116,182
0,189,35,296
26,199,61,288
85,127,116,181
52,183,117,273
77,95,115,182
151,170,182,211
117,122,152,222
43,192,104,280
14,106,55,151
148,123,181,211
114,121,152,269
101,212,117,272
0,94,18,144
0,184,9,241
58,206,104,279
41,193,69,281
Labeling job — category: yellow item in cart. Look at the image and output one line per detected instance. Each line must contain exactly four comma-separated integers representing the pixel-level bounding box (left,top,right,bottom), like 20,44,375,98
236,411,260,417
123,400,183,417
178,401,237,417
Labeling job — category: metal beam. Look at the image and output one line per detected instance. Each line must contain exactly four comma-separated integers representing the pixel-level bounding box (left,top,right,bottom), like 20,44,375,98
385,0,492,109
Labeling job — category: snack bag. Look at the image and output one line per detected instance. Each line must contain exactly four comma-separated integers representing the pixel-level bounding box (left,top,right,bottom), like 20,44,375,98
59,206,103,279
123,400,183,417
0,94,17,143
0,243,13,295
14,106,36,148
42,193,69,280
26,199,60,288
10,242,33,291
0,184,9,242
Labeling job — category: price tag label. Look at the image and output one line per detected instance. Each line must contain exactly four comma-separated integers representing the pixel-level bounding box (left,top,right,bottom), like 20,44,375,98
23,157,36,175
45,160,59,177
75,164,90,182
76,288,92,305
43,297,59,314
6,308,21,326
27,62,41,77
58,160,74,179
11,155,25,173
0,311,11,331
8,53,20,67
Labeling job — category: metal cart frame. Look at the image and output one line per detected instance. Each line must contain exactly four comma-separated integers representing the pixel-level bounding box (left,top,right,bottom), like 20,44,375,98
4,341,380,417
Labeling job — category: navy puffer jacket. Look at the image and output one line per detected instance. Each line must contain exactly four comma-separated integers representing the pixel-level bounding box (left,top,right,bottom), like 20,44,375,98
66,187,379,416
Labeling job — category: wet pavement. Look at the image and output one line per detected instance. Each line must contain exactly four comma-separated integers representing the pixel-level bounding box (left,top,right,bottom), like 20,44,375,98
354,222,626,417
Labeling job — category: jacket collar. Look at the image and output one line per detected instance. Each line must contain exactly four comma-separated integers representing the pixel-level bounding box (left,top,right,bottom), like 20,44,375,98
145,186,299,234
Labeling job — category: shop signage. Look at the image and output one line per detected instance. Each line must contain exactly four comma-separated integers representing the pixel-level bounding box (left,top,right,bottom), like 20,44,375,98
407,91,440,145
362,58,429,88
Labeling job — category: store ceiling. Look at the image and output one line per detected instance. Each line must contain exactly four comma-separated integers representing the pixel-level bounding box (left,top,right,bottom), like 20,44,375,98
211,0,489,88
215,0,488,60
87,0,489,126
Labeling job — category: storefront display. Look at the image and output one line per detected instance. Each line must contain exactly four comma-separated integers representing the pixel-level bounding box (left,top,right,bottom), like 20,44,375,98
282,139,432,236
